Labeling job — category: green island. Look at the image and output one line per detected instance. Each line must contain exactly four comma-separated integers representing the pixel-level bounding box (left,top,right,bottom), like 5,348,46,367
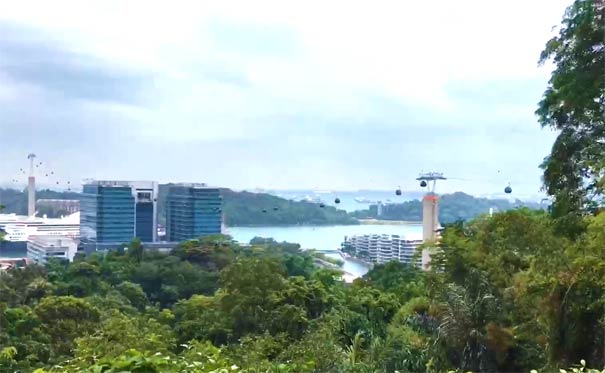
217,188,357,226
351,191,544,224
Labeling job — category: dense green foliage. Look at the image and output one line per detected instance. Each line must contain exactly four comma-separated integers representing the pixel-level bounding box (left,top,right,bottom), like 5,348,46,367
537,0,604,219
1,209,603,372
159,185,356,226
350,192,543,223
219,189,357,226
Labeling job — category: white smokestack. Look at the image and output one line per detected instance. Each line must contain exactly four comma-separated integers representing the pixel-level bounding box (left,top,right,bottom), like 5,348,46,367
27,153,36,217
28,176,35,217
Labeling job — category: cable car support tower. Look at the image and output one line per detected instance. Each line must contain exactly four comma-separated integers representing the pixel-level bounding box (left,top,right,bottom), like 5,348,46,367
27,153,36,217
417,171,446,269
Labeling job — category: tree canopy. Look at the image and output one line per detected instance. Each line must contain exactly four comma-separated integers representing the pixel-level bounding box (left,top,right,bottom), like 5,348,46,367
1,209,603,372
351,191,543,223
537,0,605,220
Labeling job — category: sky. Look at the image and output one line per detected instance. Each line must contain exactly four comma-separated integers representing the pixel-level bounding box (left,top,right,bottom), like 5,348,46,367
0,0,570,197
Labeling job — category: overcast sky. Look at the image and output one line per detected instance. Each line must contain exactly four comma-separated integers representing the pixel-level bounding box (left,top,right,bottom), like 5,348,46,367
0,0,569,196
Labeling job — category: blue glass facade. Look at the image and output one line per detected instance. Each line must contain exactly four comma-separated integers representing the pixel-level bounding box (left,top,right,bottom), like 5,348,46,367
166,186,222,242
135,202,154,242
81,184,135,251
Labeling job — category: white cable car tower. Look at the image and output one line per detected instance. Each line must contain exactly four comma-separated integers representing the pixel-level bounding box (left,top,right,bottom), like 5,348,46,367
27,153,36,217
416,171,446,269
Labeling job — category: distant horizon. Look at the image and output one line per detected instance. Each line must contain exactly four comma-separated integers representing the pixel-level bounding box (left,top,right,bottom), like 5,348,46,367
0,183,547,202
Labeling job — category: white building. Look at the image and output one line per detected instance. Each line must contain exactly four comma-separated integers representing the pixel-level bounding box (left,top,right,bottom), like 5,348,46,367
27,236,78,264
343,232,423,267
0,212,80,242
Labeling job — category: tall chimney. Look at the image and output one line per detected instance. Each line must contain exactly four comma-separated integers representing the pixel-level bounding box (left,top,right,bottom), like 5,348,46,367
422,193,439,242
417,172,446,270
27,153,36,217
28,176,35,217
421,193,439,270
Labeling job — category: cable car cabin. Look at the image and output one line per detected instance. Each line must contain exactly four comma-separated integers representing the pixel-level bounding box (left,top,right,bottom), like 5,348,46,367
334,198,341,204
504,186,512,194
420,180,427,187
395,189,402,196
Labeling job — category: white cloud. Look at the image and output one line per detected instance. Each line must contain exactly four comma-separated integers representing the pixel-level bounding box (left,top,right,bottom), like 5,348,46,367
0,0,569,193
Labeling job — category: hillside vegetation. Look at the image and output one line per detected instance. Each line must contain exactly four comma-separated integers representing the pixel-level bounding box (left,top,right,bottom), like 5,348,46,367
220,189,357,226
2,187,545,226
351,191,544,223
156,185,358,226
1,210,604,372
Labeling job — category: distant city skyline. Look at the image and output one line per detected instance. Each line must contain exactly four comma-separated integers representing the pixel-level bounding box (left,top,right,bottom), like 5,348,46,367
0,0,569,196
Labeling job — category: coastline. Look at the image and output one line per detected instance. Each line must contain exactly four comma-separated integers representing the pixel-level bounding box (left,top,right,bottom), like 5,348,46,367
224,221,360,229
345,255,373,267
358,219,422,225
226,219,421,229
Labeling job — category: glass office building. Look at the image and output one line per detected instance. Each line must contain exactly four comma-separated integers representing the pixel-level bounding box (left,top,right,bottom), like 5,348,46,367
80,180,158,252
132,184,157,242
135,199,154,242
166,184,222,242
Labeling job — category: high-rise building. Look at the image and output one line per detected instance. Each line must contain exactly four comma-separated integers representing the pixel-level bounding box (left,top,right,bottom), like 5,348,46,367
80,180,158,252
166,183,222,242
131,182,158,242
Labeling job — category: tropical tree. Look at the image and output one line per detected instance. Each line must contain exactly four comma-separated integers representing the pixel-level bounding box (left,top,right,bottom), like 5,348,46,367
34,296,100,357
537,0,605,222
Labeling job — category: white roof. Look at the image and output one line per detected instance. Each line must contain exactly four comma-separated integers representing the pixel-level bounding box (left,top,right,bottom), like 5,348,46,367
29,235,77,245
0,213,34,223
349,232,423,241
0,211,79,225
405,232,423,241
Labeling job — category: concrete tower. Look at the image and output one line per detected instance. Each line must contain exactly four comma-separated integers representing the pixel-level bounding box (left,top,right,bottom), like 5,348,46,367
27,153,36,217
422,193,439,241
417,172,446,269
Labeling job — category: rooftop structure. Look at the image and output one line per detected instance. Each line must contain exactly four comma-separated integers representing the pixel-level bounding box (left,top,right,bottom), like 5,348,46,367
27,236,77,264
0,258,29,271
0,212,80,242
